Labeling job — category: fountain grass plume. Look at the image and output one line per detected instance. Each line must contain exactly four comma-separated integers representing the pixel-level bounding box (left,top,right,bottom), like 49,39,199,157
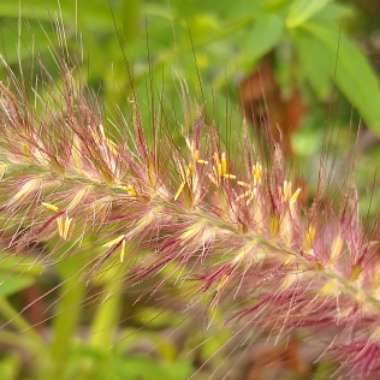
1,62,380,379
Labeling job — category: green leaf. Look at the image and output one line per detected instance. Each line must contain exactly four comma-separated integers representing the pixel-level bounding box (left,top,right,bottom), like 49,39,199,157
169,0,261,18
134,307,182,329
121,0,141,42
223,14,283,88
0,0,53,21
0,273,34,297
287,0,332,28
214,14,283,89
70,346,192,380
314,3,355,24
0,355,20,380
0,253,44,276
305,23,380,136
293,31,333,100
244,14,284,64
115,356,192,380
0,0,114,31
0,252,44,296
0,21,58,64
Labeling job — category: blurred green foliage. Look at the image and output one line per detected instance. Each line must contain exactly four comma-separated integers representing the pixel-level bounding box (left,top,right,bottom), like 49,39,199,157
1,0,380,133
0,1,379,379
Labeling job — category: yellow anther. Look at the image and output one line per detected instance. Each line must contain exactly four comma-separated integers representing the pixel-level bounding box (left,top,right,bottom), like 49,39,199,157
252,163,262,185
103,235,125,248
237,181,250,188
174,181,186,201
185,163,194,177
217,163,223,178
281,181,301,211
57,217,63,238
303,225,316,252
212,152,233,181
175,159,198,201
126,184,137,197
350,265,362,281
57,216,73,240
221,152,227,176
120,239,126,263
330,235,344,262
119,184,137,197
42,202,59,213
270,216,280,237
214,152,237,180
63,217,72,240
320,279,339,296
21,143,31,157
192,149,208,165
216,273,229,292
99,123,106,138
290,188,301,204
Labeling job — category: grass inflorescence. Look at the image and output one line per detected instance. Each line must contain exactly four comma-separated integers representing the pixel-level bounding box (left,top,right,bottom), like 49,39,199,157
0,60,380,379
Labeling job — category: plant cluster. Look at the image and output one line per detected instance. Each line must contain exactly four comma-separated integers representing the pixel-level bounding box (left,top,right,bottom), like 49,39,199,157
1,61,380,379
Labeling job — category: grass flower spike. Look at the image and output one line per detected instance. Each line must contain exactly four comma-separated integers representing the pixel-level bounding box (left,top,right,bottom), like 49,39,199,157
1,66,380,379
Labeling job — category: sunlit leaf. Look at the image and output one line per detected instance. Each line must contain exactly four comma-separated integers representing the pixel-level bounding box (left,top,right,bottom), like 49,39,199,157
0,251,43,297
134,306,182,329
0,355,20,380
0,273,34,297
293,31,333,100
115,355,192,380
0,252,43,297
314,3,355,24
0,253,44,276
0,0,114,30
244,14,284,64
287,0,332,28
305,23,380,136
70,345,192,380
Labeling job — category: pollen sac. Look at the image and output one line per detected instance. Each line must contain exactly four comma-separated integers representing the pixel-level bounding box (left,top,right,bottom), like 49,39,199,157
57,216,74,241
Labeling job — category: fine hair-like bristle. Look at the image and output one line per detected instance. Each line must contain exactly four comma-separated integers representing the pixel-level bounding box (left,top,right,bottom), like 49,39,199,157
1,64,380,379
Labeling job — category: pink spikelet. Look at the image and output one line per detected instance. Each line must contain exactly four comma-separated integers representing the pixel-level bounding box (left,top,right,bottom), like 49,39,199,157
1,68,380,379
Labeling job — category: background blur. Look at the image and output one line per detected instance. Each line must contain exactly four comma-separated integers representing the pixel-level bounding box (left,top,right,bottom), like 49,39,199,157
0,1,380,379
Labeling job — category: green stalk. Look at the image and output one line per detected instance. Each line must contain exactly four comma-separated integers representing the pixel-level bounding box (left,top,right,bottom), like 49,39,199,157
0,330,37,350
0,296,44,347
45,274,86,380
76,260,126,380
90,262,125,349
0,297,47,379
